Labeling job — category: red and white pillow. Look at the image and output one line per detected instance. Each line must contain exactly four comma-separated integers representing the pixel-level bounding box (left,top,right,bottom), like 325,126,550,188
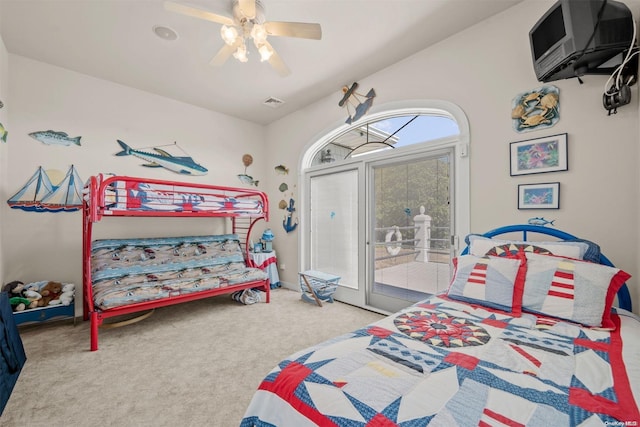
448,237,630,329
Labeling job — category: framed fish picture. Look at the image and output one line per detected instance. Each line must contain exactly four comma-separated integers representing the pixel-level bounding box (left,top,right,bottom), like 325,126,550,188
509,133,568,176
518,182,560,210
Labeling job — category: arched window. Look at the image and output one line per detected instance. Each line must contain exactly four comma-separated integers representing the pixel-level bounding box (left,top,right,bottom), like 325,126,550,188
301,101,469,313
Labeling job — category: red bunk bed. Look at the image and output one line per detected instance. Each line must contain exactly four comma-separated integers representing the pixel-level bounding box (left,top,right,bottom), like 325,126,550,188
82,174,270,351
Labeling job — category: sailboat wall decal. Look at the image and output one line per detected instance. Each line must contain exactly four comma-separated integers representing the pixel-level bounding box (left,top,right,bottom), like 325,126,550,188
7,165,84,212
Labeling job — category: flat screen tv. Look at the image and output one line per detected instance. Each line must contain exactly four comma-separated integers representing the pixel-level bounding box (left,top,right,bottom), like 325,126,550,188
530,0,634,82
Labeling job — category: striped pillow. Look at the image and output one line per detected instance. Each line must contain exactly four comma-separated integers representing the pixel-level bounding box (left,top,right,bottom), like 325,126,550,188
522,253,630,329
447,254,526,314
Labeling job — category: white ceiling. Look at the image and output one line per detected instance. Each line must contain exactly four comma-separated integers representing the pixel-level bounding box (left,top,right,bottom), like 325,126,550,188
0,0,523,125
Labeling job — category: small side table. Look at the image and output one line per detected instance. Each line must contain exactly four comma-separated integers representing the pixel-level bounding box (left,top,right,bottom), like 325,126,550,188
250,250,280,288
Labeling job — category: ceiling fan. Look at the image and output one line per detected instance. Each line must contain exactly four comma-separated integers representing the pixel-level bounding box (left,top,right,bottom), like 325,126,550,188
164,0,322,76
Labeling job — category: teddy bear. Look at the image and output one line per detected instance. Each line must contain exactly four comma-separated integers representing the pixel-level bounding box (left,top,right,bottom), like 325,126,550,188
38,281,63,307
48,283,74,306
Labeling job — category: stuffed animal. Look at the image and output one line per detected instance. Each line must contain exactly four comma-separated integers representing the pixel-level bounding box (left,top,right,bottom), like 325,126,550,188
3,281,38,311
9,297,31,312
38,281,63,307
3,280,24,295
49,283,74,306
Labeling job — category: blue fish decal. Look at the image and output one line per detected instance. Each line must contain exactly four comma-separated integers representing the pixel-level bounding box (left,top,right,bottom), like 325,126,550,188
528,217,555,226
115,140,208,175
29,130,81,146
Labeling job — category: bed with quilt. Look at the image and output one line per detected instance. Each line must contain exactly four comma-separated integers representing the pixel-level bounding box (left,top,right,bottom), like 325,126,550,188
83,174,270,351
241,225,639,426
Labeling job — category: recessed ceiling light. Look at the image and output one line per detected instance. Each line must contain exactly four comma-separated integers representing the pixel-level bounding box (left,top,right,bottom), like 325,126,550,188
153,25,178,41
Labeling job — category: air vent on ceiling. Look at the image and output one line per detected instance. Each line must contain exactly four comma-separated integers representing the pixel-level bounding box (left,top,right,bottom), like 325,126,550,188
263,97,285,108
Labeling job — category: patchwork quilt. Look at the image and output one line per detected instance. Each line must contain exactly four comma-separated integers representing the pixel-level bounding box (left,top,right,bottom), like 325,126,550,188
241,296,640,426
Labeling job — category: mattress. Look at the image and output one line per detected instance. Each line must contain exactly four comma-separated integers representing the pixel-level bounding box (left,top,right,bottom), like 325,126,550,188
91,234,268,309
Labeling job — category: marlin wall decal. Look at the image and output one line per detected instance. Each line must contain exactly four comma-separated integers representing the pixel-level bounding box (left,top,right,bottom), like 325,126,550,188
115,140,208,176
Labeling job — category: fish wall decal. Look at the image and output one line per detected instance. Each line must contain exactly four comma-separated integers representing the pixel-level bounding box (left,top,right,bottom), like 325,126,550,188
115,140,208,175
29,130,81,146
0,122,7,143
527,217,555,226
237,174,259,186
274,165,289,175
238,153,259,186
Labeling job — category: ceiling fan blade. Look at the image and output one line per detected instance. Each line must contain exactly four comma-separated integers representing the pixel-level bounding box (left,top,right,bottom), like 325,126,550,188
238,0,256,20
264,22,322,40
265,41,291,77
209,40,240,67
164,1,234,26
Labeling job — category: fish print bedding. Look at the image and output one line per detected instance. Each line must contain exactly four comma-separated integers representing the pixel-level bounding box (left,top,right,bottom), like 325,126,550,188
91,234,267,309
241,295,640,426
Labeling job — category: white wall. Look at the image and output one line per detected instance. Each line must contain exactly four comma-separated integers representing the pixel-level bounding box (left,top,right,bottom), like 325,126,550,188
265,0,640,312
0,2,8,284
3,56,266,311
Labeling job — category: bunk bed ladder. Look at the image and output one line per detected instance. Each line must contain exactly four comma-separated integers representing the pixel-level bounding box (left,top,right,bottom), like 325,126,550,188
233,216,252,254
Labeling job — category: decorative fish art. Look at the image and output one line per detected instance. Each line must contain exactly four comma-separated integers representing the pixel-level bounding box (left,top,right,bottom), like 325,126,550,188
238,153,259,186
115,140,208,175
528,217,555,227
274,164,289,175
339,82,376,124
29,130,81,146
0,122,7,143
237,174,259,186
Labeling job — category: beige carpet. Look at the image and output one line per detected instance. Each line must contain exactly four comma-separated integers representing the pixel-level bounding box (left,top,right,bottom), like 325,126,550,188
0,288,384,427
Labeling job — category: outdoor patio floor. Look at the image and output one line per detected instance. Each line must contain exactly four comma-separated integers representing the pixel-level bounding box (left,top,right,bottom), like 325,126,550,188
374,260,451,298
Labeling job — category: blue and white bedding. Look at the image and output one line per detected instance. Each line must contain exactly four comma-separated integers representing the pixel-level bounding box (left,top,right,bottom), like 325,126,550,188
91,234,268,309
241,295,640,426
103,180,264,214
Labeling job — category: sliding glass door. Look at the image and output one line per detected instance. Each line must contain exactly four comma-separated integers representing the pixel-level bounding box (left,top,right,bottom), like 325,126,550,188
368,151,453,313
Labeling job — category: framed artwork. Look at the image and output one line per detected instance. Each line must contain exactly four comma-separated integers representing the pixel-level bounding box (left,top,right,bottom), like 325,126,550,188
518,182,560,210
510,133,568,176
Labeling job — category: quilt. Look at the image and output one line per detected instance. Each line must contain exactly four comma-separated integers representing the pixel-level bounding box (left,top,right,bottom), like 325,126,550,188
241,296,640,426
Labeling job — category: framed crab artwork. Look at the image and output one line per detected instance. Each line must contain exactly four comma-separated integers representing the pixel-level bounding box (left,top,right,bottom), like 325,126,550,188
511,85,559,133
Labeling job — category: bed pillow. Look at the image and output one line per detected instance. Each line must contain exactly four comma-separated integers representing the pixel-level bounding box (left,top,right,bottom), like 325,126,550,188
467,234,591,260
447,254,526,314
521,252,630,329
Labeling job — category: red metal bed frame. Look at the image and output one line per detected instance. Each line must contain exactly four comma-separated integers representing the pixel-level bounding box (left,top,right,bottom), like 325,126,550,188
82,174,270,351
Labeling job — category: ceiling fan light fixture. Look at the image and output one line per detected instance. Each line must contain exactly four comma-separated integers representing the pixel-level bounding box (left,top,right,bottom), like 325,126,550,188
251,23,268,45
257,43,273,62
233,43,249,62
221,25,238,45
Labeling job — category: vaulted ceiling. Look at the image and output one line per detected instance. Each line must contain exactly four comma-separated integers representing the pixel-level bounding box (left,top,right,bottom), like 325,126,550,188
0,0,524,125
